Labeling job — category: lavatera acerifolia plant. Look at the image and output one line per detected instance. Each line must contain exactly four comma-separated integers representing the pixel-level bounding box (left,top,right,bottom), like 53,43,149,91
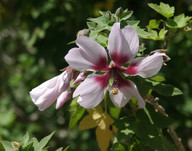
29,3,191,151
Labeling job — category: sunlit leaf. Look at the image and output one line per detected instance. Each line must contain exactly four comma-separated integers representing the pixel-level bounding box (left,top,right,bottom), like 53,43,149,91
151,76,166,82
166,14,192,28
96,127,113,151
79,114,98,130
147,19,161,29
79,105,116,151
34,132,54,151
119,10,133,21
148,2,175,18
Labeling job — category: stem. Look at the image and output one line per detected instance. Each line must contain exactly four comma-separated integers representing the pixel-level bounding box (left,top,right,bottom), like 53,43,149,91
145,95,185,151
104,91,108,113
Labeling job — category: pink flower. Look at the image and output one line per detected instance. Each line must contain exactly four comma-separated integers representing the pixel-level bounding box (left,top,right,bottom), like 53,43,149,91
29,67,72,111
65,23,166,109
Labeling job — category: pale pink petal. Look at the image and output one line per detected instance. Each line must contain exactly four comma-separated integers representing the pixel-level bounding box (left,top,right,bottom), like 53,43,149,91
65,36,109,71
121,25,139,58
109,80,145,108
29,70,72,111
108,22,132,67
126,52,165,78
73,71,85,85
56,88,71,109
73,74,109,108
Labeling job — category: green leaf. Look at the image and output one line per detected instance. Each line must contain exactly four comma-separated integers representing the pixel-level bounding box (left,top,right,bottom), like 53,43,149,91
116,116,164,150
89,31,98,40
0,141,15,151
148,2,175,18
151,76,166,82
147,19,161,29
34,132,55,151
115,107,175,151
96,34,108,47
67,41,75,45
56,147,63,151
69,97,85,129
0,109,16,126
88,16,109,26
135,27,152,39
20,132,30,146
87,22,97,29
109,106,121,120
138,46,146,53
146,28,167,40
159,28,168,40
22,142,34,151
160,135,177,151
127,20,140,27
130,76,183,97
119,10,133,21
166,14,192,28
63,146,70,151
145,104,174,128
56,146,69,151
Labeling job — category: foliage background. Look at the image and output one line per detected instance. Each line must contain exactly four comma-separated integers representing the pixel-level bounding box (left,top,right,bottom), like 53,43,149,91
0,0,192,150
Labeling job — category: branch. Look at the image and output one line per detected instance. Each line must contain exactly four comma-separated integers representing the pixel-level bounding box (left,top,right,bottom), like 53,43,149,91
145,95,185,151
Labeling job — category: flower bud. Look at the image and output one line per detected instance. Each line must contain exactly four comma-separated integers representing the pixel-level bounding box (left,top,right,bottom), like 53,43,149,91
77,29,90,38
115,7,124,17
13,142,20,148
105,11,112,19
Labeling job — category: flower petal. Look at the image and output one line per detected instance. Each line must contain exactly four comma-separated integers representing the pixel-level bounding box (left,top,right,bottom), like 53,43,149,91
126,52,165,78
108,23,132,66
109,80,145,108
73,71,85,85
73,74,109,108
29,71,72,111
65,36,109,71
121,25,139,58
56,88,71,109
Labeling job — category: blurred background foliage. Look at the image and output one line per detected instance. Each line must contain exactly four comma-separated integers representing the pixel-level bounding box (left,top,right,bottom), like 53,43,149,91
0,0,192,150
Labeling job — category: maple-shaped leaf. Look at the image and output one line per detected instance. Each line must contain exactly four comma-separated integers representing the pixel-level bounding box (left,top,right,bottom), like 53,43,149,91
148,2,175,18
79,105,117,151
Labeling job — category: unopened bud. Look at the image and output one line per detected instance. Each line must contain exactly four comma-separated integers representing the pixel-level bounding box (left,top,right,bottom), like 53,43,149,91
111,15,116,22
77,29,90,38
13,142,20,148
105,11,112,19
115,7,124,17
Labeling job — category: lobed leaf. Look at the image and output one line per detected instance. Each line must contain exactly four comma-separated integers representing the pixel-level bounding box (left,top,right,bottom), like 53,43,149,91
148,2,175,18
166,14,192,28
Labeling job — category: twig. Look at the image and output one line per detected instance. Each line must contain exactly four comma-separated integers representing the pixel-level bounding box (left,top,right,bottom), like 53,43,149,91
145,95,185,151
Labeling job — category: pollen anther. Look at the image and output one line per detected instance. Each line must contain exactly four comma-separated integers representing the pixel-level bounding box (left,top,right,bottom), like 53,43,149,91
111,87,119,95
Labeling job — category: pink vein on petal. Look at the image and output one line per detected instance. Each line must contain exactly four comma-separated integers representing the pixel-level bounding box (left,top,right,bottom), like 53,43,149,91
94,73,110,89
110,51,129,67
124,65,138,75
91,55,109,71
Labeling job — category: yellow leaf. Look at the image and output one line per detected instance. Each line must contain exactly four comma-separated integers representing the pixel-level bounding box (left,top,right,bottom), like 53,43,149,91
96,127,113,151
79,105,117,151
112,126,118,134
98,113,114,130
87,105,103,120
79,105,104,130
79,115,97,130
